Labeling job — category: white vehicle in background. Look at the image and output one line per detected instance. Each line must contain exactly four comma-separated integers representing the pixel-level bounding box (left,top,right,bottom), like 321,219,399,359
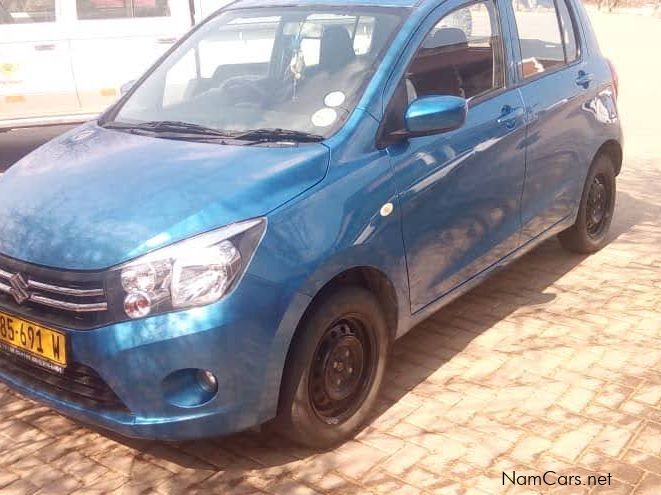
0,0,229,130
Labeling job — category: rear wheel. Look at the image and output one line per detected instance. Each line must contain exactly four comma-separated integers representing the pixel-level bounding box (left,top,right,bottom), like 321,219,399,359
275,287,389,449
559,154,616,254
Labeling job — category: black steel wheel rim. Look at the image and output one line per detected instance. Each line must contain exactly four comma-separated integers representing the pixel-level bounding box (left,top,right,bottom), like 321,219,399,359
586,173,611,237
309,315,376,425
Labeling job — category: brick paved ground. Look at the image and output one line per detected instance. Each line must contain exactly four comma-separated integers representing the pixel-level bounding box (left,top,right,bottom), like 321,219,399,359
0,9,659,495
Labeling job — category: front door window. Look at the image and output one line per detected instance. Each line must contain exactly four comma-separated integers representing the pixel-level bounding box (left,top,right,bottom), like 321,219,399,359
407,0,504,101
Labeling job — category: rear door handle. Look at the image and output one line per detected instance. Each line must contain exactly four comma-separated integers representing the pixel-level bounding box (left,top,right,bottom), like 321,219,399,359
497,105,525,128
34,43,55,51
156,37,177,45
576,71,593,88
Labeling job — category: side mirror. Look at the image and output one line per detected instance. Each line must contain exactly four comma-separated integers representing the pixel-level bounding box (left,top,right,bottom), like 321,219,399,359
120,80,136,95
405,95,468,136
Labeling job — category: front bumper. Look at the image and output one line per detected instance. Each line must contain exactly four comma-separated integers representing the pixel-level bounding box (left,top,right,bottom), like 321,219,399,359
0,274,309,440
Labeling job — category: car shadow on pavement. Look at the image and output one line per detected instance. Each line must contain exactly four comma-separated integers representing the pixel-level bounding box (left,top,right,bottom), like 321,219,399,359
69,187,656,488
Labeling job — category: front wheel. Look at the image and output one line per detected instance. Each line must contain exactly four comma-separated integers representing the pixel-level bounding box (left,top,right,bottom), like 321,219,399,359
274,287,389,449
559,154,616,254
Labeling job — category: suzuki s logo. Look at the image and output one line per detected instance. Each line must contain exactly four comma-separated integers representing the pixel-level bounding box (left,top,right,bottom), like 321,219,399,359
9,273,29,305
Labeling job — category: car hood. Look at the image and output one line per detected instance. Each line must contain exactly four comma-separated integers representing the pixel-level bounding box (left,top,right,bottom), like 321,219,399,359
0,124,329,270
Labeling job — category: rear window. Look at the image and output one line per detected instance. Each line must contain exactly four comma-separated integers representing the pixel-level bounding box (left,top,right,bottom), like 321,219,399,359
76,0,170,20
0,0,55,24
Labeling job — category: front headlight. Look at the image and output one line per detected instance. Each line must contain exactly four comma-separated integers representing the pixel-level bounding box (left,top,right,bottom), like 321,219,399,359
111,218,265,319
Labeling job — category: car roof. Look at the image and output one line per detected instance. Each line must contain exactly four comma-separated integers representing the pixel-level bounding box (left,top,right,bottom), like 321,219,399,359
228,0,423,10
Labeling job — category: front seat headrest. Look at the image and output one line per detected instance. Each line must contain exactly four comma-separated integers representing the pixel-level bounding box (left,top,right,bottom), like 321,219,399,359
423,27,469,50
319,25,356,72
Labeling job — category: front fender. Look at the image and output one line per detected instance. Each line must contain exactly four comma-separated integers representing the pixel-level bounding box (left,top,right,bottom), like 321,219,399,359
249,121,411,419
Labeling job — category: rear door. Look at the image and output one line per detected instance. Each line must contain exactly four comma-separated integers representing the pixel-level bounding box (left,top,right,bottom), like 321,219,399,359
0,0,80,123
67,0,192,115
507,0,591,239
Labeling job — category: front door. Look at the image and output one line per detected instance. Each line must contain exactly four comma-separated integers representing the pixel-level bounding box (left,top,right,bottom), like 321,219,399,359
385,0,527,312
0,1,80,123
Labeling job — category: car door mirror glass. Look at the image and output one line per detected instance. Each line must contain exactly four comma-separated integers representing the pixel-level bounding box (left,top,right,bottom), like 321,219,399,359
405,95,467,136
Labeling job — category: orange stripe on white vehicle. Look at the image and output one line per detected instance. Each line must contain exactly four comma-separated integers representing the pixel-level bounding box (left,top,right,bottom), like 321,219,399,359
100,88,117,97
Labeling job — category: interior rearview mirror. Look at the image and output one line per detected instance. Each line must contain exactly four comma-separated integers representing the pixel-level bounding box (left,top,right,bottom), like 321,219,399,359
405,95,468,137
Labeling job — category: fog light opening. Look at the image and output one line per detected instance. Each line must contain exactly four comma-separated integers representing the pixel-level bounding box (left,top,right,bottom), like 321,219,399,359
163,368,219,408
197,369,218,394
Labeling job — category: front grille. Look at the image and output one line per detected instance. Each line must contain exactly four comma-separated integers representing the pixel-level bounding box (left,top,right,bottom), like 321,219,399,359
0,254,114,329
0,349,130,413
0,267,107,313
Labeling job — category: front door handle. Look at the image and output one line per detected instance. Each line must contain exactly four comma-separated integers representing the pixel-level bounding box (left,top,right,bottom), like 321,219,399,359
497,105,525,129
576,71,593,88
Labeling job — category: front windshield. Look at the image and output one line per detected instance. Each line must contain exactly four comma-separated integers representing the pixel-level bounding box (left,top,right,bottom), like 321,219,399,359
111,6,404,141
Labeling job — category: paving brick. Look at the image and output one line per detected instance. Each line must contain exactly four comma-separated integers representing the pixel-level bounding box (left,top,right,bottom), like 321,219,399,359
632,473,661,495
1,479,39,495
32,476,81,495
589,425,636,458
591,479,635,495
629,425,661,457
510,435,554,464
579,450,644,485
631,383,661,407
621,449,661,476
363,469,421,494
381,444,429,476
190,472,262,495
0,470,19,488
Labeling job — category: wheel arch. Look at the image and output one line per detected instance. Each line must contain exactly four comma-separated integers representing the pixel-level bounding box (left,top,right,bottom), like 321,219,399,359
302,266,399,341
273,266,399,416
595,139,623,175
283,267,400,374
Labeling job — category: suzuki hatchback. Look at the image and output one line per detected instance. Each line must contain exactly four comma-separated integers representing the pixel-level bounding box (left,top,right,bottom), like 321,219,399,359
0,0,621,448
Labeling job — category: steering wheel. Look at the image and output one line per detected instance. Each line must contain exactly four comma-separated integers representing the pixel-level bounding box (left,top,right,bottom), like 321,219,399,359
218,78,267,108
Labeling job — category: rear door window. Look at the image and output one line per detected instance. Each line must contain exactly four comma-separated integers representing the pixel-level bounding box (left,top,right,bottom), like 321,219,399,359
76,0,171,20
556,0,578,63
0,0,55,23
510,0,567,78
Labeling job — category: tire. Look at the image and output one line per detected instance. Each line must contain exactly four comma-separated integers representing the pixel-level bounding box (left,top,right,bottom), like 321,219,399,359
274,287,389,449
558,154,616,254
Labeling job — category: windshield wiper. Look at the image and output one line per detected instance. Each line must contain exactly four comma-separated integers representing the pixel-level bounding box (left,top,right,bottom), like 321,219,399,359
103,120,231,138
231,128,324,143
102,122,324,144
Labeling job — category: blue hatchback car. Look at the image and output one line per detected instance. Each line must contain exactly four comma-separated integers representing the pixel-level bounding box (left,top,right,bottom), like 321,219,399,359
0,0,621,447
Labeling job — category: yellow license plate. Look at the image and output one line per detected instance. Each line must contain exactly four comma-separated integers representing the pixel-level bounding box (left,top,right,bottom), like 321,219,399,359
0,311,67,367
